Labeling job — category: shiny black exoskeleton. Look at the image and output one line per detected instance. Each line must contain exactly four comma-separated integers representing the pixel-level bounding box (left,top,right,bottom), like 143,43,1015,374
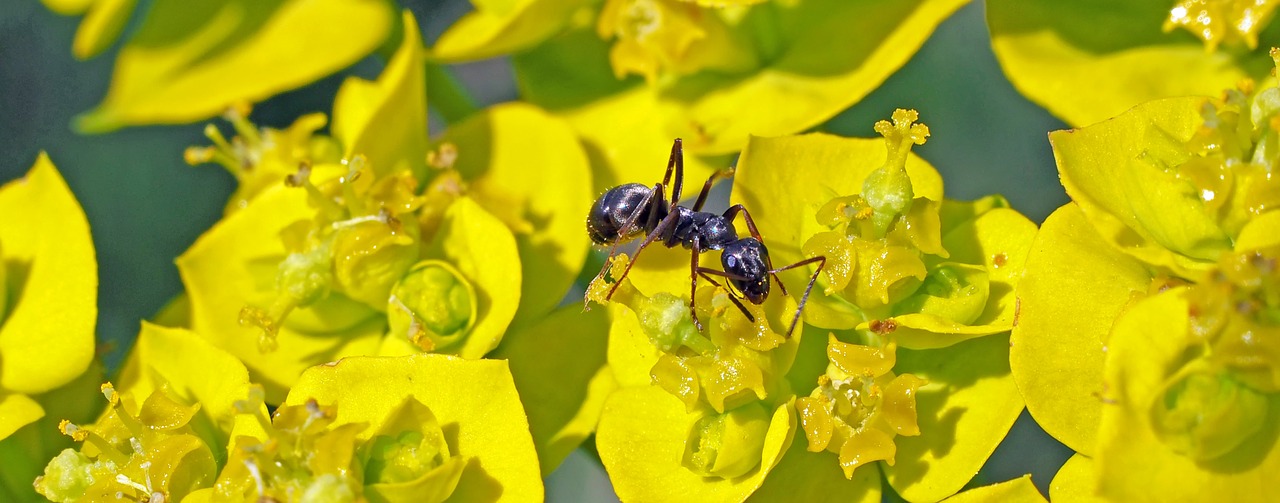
586,139,825,337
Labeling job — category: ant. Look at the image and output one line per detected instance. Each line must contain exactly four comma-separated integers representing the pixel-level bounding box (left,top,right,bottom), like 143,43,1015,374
586,138,825,338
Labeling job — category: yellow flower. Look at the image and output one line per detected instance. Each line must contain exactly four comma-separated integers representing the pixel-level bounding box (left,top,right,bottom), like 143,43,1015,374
34,323,259,502
590,109,1029,501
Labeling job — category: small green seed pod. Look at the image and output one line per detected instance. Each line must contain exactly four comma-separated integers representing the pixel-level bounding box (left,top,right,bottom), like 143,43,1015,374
387,260,476,352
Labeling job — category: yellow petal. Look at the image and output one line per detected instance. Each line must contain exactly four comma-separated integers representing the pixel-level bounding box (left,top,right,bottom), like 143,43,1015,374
838,427,895,478
606,301,667,389
828,335,895,377
430,0,591,62
42,0,93,15
1049,454,1106,503
943,474,1047,503
678,0,968,154
0,154,96,394
491,305,615,475
794,396,834,452
883,373,927,437
0,393,44,441
75,0,395,132
733,132,943,330
437,103,592,328
71,0,136,59
596,386,794,501
883,333,1024,503
1050,96,1230,265
1236,210,1280,252
747,433,882,503
332,11,427,179
1011,204,1151,455
988,0,1274,127
287,354,544,501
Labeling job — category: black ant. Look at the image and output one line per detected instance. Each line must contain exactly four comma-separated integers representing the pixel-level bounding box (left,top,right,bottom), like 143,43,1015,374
586,139,825,338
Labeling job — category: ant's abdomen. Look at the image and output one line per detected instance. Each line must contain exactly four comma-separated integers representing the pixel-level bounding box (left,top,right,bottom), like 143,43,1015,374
587,183,654,245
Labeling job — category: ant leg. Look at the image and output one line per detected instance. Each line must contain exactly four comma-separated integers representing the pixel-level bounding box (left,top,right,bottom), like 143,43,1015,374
690,167,734,212
696,268,757,323
722,204,788,295
604,210,681,301
688,239,704,332
661,139,685,206
768,256,827,338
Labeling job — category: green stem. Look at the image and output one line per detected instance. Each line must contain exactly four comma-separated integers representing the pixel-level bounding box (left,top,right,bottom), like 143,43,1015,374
426,63,480,125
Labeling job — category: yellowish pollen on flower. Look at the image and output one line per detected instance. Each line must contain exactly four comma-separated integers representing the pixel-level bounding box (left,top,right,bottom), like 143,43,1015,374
59,420,87,442
101,382,120,406
427,142,458,170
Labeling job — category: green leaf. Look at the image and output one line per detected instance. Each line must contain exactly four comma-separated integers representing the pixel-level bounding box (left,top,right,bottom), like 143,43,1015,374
596,386,795,502
492,305,615,475
987,0,1279,126
332,10,428,179
437,103,592,328
286,355,544,501
733,133,943,330
177,183,384,402
1095,290,1280,502
0,154,96,395
1050,96,1229,267
1010,204,1151,455
883,333,1024,503
76,0,396,132
943,475,1046,503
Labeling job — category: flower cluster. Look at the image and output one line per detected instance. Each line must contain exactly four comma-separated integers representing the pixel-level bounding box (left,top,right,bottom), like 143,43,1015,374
1013,36,1280,503
15,0,1280,501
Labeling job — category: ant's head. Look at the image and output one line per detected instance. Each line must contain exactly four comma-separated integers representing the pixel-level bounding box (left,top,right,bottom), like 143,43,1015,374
723,238,770,304
587,183,654,245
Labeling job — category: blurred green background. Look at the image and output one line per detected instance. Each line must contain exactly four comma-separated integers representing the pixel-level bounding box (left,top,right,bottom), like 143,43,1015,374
0,0,1073,498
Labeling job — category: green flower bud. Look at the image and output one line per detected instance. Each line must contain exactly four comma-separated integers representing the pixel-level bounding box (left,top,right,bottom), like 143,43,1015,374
1149,365,1268,461
893,263,990,325
683,402,771,479
388,260,476,352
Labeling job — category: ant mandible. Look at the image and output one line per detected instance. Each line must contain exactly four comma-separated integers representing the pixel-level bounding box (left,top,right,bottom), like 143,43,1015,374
586,138,826,338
